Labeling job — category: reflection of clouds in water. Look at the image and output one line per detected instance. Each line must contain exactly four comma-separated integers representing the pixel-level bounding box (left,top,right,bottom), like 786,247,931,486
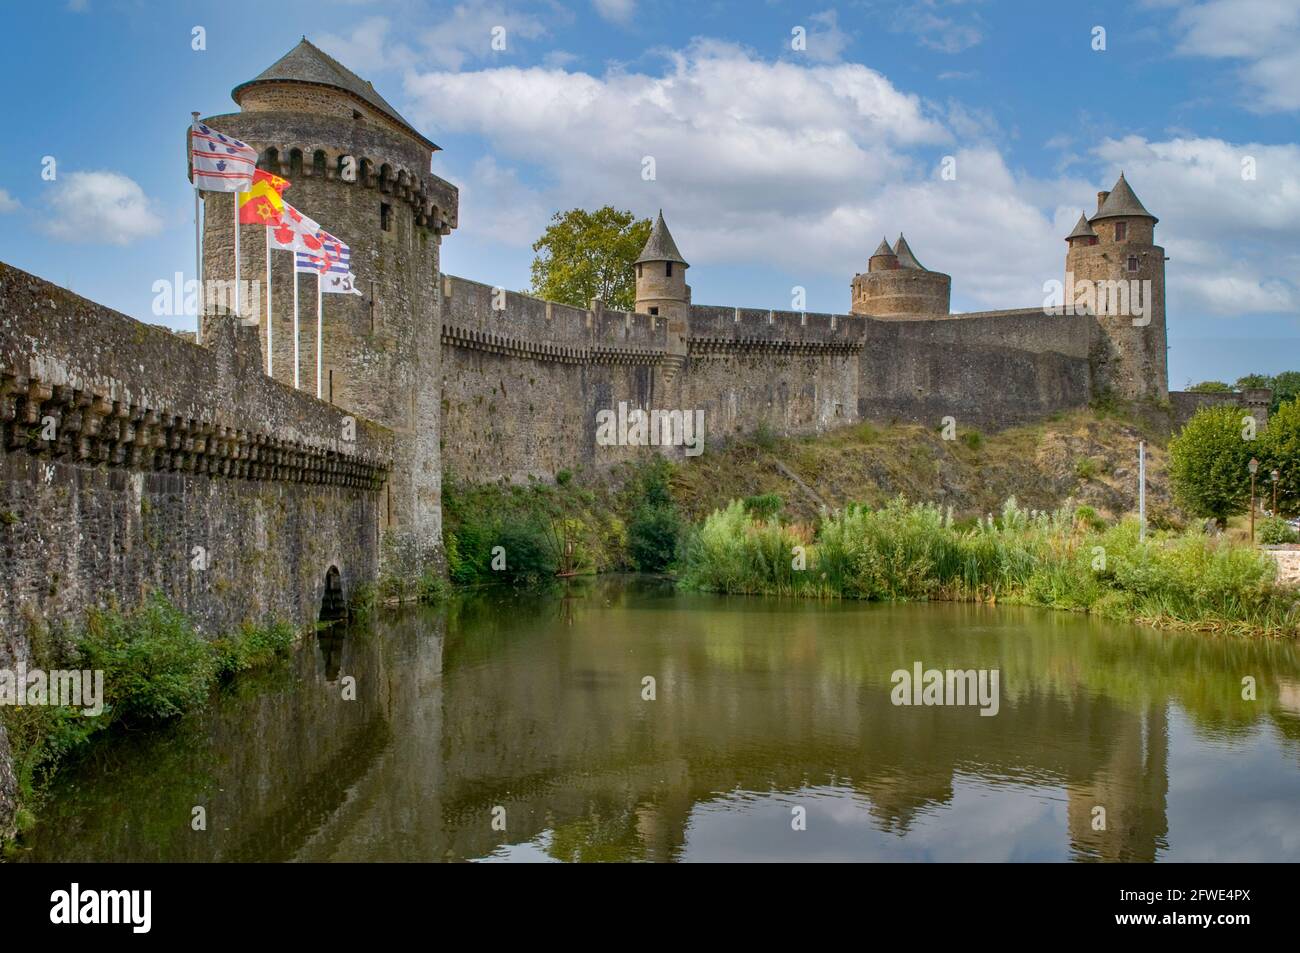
675,781,1065,863
1164,708,1300,862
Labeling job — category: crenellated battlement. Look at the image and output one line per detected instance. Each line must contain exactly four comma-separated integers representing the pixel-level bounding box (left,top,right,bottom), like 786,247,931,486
441,274,669,363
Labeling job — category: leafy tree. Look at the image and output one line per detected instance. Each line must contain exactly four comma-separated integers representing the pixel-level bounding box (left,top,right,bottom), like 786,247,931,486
1168,405,1256,523
530,207,652,311
628,459,682,572
1187,380,1233,393
1234,373,1271,389
1261,398,1300,516
1270,371,1300,413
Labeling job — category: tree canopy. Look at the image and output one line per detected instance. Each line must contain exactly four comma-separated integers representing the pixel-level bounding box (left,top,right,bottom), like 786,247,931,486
529,207,652,312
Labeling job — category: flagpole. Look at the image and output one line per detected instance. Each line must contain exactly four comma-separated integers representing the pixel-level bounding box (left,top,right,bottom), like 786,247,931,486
191,112,202,319
265,227,273,376
233,193,241,319
316,274,323,399
293,266,300,390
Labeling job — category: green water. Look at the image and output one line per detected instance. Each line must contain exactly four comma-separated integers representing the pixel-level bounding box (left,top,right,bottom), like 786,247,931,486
16,577,1300,862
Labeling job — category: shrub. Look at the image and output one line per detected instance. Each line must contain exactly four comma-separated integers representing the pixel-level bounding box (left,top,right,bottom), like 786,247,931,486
628,459,682,572
1075,457,1099,480
212,621,296,677
742,493,784,520
959,431,983,451
1259,516,1299,545
556,469,573,486
494,520,558,584
77,594,218,723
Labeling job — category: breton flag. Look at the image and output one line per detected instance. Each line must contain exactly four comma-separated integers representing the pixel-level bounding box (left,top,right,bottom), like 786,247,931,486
296,230,362,294
190,121,258,192
238,170,290,225
269,202,323,252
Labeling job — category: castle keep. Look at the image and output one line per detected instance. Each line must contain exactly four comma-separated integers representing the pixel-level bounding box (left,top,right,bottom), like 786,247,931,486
2,41,1199,657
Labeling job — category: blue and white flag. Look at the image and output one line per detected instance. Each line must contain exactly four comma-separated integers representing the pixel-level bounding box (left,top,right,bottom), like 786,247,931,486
190,121,257,192
295,230,361,294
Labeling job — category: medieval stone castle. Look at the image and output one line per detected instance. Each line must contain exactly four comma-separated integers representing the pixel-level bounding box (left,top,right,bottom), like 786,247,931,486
0,39,1259,665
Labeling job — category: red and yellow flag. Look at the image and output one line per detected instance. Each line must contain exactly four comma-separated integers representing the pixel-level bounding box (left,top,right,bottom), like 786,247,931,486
237,169,290,225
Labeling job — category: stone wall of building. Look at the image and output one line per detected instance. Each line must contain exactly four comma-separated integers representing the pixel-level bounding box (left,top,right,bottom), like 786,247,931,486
1170,388,1272,430
0,262,392,670
199,106,455,580
858,308,1097,428
439,275,673,482
438,280,865,482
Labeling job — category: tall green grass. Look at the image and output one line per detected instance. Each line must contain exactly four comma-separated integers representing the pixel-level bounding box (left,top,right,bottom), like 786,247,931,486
680,496,1298,636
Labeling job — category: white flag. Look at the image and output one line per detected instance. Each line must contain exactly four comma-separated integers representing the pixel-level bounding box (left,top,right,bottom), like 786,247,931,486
269,202,322,252
296,230,362,295
190,121,257,192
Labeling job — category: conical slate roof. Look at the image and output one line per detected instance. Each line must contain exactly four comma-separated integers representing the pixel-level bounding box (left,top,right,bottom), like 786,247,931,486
635,211,688,266
232,38,438,151
1089,172,1157,224
1066,213,1097,241
870,237,896,258
892,233,926,270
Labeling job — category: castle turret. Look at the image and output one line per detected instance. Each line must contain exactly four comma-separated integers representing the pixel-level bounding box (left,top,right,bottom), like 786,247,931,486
196,38,459,581
1065,172,1167,401
851,233,951,317
634,210,690,322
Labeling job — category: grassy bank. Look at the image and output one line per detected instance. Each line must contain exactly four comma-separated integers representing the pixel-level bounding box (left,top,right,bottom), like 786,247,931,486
679,497,1298,637
1,594,298,851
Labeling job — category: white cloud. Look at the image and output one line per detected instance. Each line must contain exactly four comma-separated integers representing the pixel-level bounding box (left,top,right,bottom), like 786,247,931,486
408,39,1295,319
0,189,19,213
890,1,985,54
319,5,551,74
800,9,852,64
318,16,413,74
420,3,550,70
592,0,634,25
41,171,163,246
1169,0,1300,112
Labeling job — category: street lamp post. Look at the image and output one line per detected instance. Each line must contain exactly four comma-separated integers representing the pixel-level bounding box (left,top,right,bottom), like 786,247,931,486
1271,469,1280,517
1248,458,1259,543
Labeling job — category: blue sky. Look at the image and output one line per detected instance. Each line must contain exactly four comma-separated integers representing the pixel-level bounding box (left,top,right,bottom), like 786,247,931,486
1,0,1297,387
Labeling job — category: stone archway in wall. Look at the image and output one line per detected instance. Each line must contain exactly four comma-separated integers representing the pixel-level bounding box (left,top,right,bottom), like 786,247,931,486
320,565,346,622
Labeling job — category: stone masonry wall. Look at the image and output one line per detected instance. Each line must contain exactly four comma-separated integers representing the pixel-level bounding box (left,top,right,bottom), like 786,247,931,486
0,262,392,670
858,309,1096,429
439,276,672,482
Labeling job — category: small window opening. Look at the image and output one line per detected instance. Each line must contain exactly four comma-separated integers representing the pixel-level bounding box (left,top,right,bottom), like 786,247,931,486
666,261,673,277
381,203,392,231
1127,256,1139,273
636,263,642,278
1114,221,1127,241
649,307,659,316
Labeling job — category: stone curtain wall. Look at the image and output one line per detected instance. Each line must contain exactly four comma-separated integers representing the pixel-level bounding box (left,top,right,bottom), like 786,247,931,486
683,305,863,440
859,309,1096,429
438,279,866,482
439,275,672,482
438,281,1111,482
0,262,392,668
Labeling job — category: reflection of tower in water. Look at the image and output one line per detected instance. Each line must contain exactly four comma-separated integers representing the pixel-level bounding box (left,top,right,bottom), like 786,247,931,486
1066,702,1170,861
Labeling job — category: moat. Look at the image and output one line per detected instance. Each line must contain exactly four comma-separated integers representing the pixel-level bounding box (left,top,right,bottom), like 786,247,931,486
16,578,1300,863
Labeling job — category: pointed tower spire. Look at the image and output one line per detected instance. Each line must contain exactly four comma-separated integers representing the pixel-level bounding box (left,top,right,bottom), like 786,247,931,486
871,237,894,257
1065,213,1097,242
1090,172,1157,224
892,233,926,270
635,210,688,266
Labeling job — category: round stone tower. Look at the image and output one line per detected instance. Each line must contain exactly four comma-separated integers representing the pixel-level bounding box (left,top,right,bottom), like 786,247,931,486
195,38,459,581
850,234,951,317
1065,172,1167,401
634,210,691,368
634,210,690,322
